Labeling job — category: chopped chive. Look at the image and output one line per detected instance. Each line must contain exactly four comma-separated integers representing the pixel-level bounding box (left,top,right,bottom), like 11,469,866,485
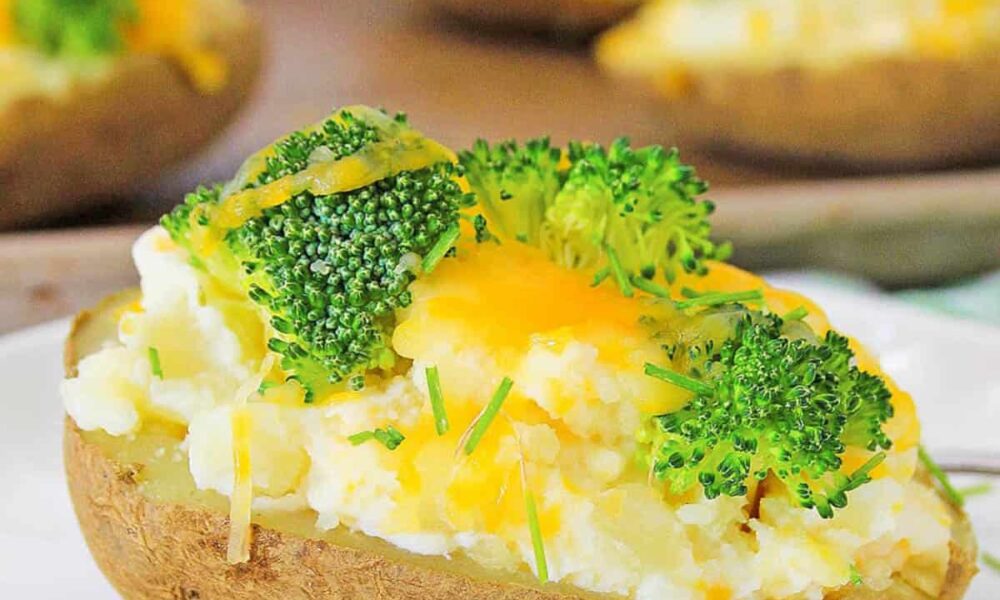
680,287,703,298
422,223,461,274
426,366,449,435
257,380,278,394
644,363,714,396
348,431,374,445
984,552,1000,574
603,245,633,298
918,446,964,507
148,347,163,379
957,482,993,498
463,377,514,455
525,490,549,583
349,426,405,450
375,426,405,450
845,452,886,490
591,267,611,288
674,289,763,310
849,564,863,586
630,275,670,298
783,306,809,321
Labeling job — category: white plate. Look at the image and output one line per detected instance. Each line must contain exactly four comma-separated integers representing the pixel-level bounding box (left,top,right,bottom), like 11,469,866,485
0,285,997,598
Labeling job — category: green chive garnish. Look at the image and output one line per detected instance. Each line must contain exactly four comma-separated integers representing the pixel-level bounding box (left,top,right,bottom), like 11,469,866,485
603,245,633,298
348,431,373,445
849,564,863,586
680,287,703,299
918,446,963,507
426,365,449,435
644,363,713,395
957,482,993,498
984,552,1000,574
591,267,610,288
463,377,514,455
783,306,809,321
525,490,549,583
630,275,670,298
674,289,763,310
422,223,461,274
148,347,163,379
349,426,405,450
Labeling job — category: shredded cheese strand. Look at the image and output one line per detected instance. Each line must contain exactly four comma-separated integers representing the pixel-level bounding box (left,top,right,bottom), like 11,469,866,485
227,406,253,564
225,355,273,564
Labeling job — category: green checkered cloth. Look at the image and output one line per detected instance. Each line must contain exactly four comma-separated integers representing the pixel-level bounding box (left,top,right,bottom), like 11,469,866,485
897,271,1000,327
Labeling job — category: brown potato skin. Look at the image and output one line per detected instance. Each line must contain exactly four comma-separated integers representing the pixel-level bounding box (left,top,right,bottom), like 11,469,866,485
63,297,978,599
636,53,1000,171
0,12,262,229
426,0,640,34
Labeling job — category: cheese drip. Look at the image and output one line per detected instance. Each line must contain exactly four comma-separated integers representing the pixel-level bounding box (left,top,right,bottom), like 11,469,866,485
187,106,457,256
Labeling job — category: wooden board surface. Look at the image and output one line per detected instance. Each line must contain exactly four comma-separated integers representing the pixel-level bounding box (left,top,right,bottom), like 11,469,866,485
1,0,998,333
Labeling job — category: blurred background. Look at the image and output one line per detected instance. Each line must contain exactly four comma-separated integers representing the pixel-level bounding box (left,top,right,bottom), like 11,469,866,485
2,0,999,333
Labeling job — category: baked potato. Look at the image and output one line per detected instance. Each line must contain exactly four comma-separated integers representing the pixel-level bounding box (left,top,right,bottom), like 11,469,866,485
425,0,641,35
62,106,978,599
0,0,262,229
64,294,979,600
597,0,1000,171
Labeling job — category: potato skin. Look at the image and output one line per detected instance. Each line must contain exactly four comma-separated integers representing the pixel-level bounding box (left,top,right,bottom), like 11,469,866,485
64,419,591,600
426,0,639,34
0,11,262,229
617,53,1000,171
63,297,978,599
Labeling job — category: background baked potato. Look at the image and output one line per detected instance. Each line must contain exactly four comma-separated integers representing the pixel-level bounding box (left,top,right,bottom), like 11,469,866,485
63,292,979,600
0,1,262,229
597,0,1000,171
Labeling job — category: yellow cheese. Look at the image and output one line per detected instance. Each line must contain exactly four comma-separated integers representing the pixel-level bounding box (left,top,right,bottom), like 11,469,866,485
191,110,456,256
226,405,253,564
0,0,12,47
126,0,227,94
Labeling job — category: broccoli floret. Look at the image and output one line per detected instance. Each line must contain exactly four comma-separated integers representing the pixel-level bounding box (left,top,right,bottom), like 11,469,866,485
460,138,562,245
162,107,471,401
12,0,137,57
460,137,730,293
641,309,894,518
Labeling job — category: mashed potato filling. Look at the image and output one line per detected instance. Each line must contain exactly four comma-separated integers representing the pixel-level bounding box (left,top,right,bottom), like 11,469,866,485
63,227,953,600
599,0,1000,78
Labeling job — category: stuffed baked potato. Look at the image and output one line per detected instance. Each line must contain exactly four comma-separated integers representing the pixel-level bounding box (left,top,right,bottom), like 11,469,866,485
63,106,978,599
0,0,261,228
597,0,1000,170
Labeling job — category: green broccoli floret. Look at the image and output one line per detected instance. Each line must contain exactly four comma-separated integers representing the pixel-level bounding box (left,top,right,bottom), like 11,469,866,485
162,107,471,401
641,309,894,518
12,0,137,58
460,137,730,294
460,138,562,245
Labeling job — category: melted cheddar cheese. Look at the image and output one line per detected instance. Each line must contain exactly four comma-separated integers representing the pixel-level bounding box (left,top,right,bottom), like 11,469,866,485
0,0,11,47
127,0,227,93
